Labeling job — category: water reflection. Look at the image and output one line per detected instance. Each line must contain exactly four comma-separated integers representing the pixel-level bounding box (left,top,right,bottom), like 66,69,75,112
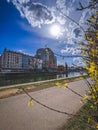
0,71,86,87
57,72,85,79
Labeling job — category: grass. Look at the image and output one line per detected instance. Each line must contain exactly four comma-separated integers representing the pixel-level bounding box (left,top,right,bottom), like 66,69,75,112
0,75,87,98
61,100,98,130
17,75,85,90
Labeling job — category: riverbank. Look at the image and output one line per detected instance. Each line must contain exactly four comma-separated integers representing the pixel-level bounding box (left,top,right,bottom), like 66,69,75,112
0,75,87,99
0,71,86,86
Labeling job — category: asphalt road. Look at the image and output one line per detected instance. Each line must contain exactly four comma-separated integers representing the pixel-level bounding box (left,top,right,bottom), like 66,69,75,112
0,79,89,130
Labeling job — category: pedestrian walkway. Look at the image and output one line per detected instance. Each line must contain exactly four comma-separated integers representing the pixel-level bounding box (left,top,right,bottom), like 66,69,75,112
0,79,89,130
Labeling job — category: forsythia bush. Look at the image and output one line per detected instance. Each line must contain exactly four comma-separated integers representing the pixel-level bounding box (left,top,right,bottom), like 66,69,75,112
80,0,98,124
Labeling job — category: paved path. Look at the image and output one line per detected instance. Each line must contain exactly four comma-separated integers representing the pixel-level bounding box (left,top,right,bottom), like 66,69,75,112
0,80,89,130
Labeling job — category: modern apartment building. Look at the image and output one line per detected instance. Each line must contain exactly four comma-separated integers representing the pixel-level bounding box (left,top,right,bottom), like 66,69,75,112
1,48,22,70
22,55,43,70
1,48,56,72
36,48,57,69
33,57,43,70
1,48,43,72
22,54,34,70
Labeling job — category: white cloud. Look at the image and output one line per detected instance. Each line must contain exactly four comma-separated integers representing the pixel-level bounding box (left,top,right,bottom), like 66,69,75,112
7,0,91,32
16,49,34,56
61,46,81,55
26,3,55,27
56,0,75,15
79,9,93,27
8,0,55,27
7,0,92,63
56,15,66,25
73,57,85,66
7,0,30,3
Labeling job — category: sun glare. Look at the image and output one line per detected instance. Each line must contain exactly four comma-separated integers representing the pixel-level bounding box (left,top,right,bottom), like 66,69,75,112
50,24,61,37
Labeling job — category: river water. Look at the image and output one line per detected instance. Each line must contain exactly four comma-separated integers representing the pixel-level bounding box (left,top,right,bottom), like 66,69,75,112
57,71,82,79
0,71,86,87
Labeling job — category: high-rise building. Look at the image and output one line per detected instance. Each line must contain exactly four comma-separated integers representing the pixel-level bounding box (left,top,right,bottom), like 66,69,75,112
36,48,57,69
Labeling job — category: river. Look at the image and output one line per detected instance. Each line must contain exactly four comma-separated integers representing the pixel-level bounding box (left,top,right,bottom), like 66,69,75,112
0,71,86,87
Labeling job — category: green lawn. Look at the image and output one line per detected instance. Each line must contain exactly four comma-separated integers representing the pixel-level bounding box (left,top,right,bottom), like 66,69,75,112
61,100,98,130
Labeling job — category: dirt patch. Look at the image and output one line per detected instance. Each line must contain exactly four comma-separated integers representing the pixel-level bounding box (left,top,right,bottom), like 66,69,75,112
0,88,20,99
0,85,53,99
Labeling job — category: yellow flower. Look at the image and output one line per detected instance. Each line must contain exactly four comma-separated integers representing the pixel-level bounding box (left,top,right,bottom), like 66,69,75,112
84,34,87,39
91,49,96,54
56,82,62,88
92,95,96,99
28,99,34,106
83,94,88,100
96,33,98,39
90,15,95,22
88,40,93,44
87,117,92,123
90,105,94,109
86,66,89,71
94,102,97,105
88,62,95,73
79,77,83,80
92,88,96,93
63,83,68,88
96,124,98,129
96,87,98,91
96,30,98,33
80,100,83,105
96,11,98,15
88,90,91,94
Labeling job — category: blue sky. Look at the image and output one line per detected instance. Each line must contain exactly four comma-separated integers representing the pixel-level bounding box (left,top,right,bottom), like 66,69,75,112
0,0,91,66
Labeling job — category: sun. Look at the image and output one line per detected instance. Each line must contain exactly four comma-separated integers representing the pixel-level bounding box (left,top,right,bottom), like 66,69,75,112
50,24,61,37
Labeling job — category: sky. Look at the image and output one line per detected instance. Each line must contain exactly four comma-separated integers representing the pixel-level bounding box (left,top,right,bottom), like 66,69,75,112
0,0,92,66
